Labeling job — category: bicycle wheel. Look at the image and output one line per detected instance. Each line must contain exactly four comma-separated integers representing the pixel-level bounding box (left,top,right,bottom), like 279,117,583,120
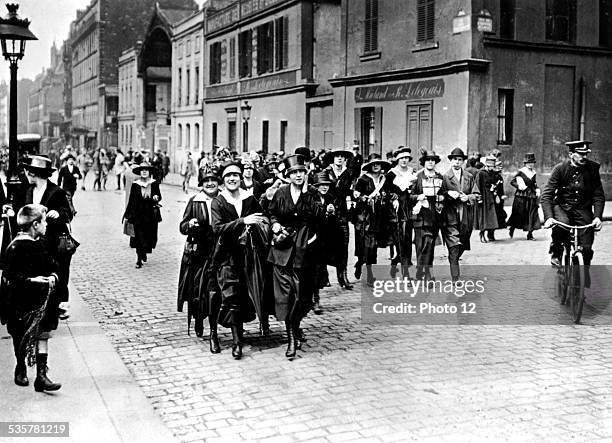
559,252,570,305
569,252,586,324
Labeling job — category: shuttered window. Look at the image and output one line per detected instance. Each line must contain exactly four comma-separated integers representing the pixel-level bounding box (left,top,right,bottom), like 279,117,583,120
229,37,236,79
274,16,288,70
500,0,516,39
364,0,378,53
406,104,432,151
209,42,222,84
417,0,435,43
257,22,274,75
239,30,253,78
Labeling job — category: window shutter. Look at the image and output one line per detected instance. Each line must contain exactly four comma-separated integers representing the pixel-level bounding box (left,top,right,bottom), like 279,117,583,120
364,0,378,52
417,0,435,42
374,107,383,153
282,16,288,68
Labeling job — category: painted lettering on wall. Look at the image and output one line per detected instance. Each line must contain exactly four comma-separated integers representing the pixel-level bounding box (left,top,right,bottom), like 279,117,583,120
208,0,286,34
206,82,238,99
355,79,445,102
241,71,296,94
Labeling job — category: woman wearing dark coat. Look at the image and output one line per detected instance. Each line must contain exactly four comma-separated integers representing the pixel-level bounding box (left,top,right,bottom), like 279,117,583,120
123,162,162,268
267,154,326,359
508,153,541,240
211,161,269,359
352,153,392,286
21,156,73,316
177,168,222,353
474,155,506,242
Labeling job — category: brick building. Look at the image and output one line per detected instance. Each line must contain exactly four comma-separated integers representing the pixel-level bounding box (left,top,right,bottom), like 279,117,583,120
67,0,197,151
331,0,612,178
203,0,342,153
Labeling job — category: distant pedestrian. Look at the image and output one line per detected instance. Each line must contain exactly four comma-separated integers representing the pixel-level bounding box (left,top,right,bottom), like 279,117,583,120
77,148,93,190
163,151,170,180
508,153,541,240
475,155,506,242
180,151,196,193
0,204,62,392
123,162,162,268
57,154,82,217
113,149,126,190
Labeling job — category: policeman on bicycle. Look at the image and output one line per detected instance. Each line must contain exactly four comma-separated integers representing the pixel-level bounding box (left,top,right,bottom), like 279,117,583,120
541,140,605,267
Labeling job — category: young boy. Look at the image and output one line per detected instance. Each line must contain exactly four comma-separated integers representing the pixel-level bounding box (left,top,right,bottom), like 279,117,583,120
1,204,61,392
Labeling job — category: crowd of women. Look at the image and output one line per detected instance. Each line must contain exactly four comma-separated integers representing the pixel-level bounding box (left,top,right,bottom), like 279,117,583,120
166,144,542,361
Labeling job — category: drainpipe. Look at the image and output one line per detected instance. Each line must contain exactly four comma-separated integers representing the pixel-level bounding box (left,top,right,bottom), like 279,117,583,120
579,77,586,139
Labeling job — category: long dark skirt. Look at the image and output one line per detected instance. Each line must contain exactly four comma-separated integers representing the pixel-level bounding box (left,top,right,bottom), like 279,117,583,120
216,265,256,327
130,221,158,253
178,260,221,334
273,265,315,322
354,229,379,264
508,196,541,232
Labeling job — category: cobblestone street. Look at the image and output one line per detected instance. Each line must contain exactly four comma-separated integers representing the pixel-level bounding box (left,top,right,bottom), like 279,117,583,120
67,182,612,442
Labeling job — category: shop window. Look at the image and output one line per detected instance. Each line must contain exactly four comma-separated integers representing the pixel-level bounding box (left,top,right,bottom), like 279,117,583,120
257,22,274,75
546,0,576,43
356,107,382,154
364,0,378,53
275,17,289,70
500,0,516,39
280,120,288,151
239,30,253,78
209,42,222,84
601,0,612,47
497,89,514,145
417,0,435,43
406,103,432,151
212,122,218,147
262,120,269,153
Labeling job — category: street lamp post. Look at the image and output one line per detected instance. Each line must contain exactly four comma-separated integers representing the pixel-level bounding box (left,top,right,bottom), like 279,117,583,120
0,4,37,199
241,100,251,152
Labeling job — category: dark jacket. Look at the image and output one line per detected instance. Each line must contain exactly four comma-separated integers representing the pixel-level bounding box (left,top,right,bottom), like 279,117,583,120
25,181,73,255
441,168,479,226
267,184,325,268
211,191,266,268
541,159,605,220
57,165,82,194
409,170,449,228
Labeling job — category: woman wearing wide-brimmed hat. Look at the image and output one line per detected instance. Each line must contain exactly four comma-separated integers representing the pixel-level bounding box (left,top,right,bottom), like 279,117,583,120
507,153,541,240
384,146,416,279
20,155,73,316
409,149,448,280
474,154,506,242
123,161,162,268
178,167,223,352
352,153,392,286
323,147,355,289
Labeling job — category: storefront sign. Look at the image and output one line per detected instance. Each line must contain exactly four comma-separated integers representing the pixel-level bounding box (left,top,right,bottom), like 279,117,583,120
240,70,297,95
355,79,445,102
207,4,239,33
208,0,286,33
206,82,238,99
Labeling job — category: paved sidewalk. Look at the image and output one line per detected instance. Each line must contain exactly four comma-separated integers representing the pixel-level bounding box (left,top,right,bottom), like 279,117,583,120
0,283,176,443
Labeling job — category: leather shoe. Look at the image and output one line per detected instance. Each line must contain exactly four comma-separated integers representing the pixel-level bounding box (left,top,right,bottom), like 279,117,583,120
135,261,143,269
551,256,562,267
231,343,242,359
209,332,221,354
14,365,28,387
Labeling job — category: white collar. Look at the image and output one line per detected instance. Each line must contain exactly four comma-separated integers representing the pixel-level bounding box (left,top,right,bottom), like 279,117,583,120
220,188,249,203
134,178,155,187
193,191,216,202
519,166,536,179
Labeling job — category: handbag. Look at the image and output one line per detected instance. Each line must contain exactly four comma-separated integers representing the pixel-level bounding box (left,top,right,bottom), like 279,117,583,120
153,204,162,222
58,223,80,256
183,236,199,258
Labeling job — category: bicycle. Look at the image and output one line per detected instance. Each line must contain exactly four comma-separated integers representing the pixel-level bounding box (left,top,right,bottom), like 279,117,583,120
549,220,597,324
